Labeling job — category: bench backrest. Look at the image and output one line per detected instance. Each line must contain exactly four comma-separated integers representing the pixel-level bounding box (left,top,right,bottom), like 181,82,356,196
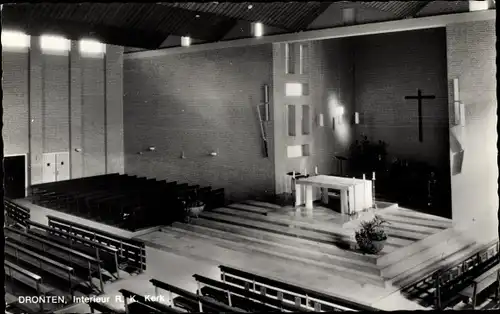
88,301,124,314
119,289,183,314
219,265,377,311
5,226,102,264
5,240,74,272
47,215,146,271
4,199,30,228
5,260,42,282
149,278,245,313
193,274,309,312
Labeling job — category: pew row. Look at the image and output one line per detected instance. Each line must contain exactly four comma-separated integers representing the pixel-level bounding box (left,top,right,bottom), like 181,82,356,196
47,215,146,274
219,265,379,311
4,198,30,228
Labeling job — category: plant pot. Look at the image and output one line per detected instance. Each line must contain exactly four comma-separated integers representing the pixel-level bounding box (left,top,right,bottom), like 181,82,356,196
187,205,205,218
371,239,386,253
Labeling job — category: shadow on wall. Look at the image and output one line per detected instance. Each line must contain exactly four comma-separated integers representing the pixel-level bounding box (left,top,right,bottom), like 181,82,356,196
123,46,275,202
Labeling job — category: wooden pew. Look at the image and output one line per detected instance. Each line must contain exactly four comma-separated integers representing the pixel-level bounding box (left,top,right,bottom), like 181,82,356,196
26,220,120,279
4,240,82,297
88,301,125,314
5,226,105,293
149,278,245,313
193,274,298,312
219,265,379,312
4,261,45,312
459,263,500,309
47,215,147,273
413,240,500,309
4,198,30,228
119,289,183,313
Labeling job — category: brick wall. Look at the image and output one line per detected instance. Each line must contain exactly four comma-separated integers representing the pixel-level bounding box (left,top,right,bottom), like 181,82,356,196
446,20,497,236
2,37,124,185
123,45,274,202
352,28,450,169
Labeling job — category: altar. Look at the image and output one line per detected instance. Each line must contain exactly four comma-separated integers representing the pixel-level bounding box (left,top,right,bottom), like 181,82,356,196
294,175,373,215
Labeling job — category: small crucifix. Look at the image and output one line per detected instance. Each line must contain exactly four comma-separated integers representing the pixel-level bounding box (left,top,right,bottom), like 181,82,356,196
404,89,436,142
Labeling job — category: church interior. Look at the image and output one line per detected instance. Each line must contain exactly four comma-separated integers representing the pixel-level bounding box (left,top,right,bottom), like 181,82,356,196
2,1,498,312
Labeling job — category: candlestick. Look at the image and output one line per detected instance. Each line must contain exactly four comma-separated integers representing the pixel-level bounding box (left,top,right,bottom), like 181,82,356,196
304,168,308,176
292,171,295,179
372,172,376,180
314,166,318,175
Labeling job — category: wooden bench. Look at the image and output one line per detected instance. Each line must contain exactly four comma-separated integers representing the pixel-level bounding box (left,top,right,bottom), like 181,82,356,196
47,215,146,273
193,274,300,312
432,240,499,309
5,226,105,293
4,260,45,312
459,263,500,309
149,278,245,313
119,289,183,314
88,301,125,314
26,220,120,279
4,199,30,228
219,265,379,311
4,240,83,296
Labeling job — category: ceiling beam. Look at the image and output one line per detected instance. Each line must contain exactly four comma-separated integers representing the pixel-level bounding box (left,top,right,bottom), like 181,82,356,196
2,6,168,49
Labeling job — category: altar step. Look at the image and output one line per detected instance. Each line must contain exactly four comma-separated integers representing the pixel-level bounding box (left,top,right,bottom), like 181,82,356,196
198,210,400,254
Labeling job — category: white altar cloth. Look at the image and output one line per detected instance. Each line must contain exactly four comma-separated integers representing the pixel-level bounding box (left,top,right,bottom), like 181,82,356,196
295,175,373,215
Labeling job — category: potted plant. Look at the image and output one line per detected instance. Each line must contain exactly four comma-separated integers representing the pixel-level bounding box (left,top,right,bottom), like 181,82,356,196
355,215,389,254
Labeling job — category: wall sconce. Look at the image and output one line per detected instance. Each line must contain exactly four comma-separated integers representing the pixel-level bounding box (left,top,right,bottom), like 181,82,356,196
210,151,218,157
74,148,82,152
148,146,156,152
317,113,324,127
181,151,186,159
354,112,360,125
453,78,466,126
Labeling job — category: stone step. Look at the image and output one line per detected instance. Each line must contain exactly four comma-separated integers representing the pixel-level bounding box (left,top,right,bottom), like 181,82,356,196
382,220,442,235
199,211,400,254
162,226,386,287
378,213,451,229
207,208,413,248
391,238,479,289
391,207,452,223
381,230,474,280
242,200,282,209
376,227,457,267
226,204,271,215
171,222,379,272
175,219,378,265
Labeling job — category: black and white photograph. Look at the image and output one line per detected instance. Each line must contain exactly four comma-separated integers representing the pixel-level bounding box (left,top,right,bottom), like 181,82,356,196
1,1,498,312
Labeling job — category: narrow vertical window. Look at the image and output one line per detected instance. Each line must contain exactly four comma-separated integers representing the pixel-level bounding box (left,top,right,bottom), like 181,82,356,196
287,105,296,136
299,44,309,74
285,43,296,74
302,105,310,135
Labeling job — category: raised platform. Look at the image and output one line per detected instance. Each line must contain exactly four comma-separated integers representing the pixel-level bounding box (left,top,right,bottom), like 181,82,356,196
138,200,477,292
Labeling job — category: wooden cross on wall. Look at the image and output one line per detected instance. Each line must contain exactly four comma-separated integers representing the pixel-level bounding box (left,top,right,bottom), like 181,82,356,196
404,89,436,142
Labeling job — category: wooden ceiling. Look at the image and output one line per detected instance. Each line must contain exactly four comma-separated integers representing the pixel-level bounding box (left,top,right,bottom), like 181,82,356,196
1,2,470,49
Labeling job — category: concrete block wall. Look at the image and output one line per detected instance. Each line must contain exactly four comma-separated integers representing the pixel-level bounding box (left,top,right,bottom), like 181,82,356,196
2,36,124,186
446,20,497,234
123,45,274,202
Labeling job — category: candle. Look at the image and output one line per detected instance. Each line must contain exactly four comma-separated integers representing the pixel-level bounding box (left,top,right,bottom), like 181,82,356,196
354,112,360,124
362,174,366,181
314,166,318,175
292,171,295,179
304,168,308,176
372,172,376,180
